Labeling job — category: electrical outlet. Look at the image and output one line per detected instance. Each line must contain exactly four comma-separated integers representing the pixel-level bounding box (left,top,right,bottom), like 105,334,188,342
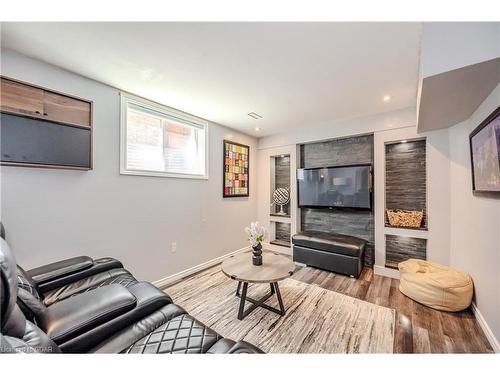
171,242,177,253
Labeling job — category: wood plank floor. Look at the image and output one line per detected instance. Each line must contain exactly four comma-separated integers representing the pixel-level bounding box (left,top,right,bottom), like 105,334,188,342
291,266,493,353
171,262,493,353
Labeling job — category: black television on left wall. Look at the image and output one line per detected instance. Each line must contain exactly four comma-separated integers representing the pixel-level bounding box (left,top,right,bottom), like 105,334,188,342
297,164,372,209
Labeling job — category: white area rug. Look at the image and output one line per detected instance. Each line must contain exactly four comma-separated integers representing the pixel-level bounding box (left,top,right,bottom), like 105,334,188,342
165,267,395,353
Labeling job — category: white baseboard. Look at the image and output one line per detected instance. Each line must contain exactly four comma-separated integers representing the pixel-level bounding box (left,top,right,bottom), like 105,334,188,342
152,246,250,290
471,302,500,353
373,265,400,279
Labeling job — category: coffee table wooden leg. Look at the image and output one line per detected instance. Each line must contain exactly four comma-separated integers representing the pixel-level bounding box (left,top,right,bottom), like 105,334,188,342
274,282,285,316
238,282,248,320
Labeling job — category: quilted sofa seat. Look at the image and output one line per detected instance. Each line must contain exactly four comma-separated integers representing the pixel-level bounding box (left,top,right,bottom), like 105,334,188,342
398,259,473,312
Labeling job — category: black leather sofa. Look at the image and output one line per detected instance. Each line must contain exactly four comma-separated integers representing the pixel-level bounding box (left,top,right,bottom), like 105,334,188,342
0,237,263,354
292,231,366,278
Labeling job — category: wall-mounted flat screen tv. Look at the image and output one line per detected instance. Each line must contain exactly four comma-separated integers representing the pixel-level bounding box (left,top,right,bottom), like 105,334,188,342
469,105,500,193
297,164,372,209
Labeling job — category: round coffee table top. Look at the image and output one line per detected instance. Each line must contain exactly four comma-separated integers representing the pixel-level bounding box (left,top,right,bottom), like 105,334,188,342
221,251,295,283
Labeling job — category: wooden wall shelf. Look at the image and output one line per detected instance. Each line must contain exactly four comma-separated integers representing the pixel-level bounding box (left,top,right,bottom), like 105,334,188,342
385,224,428,231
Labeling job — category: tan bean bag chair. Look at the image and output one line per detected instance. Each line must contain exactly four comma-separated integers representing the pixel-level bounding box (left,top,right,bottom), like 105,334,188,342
398,259,473,312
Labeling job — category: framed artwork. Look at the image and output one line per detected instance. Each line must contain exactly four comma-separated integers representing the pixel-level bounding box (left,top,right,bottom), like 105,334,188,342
469,105,500,193
223,140,250,197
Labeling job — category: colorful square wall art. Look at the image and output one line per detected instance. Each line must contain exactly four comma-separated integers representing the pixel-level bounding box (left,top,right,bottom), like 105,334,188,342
223,140,250,197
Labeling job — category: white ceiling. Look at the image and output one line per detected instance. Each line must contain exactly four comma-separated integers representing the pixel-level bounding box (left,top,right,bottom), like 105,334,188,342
1,22,421,137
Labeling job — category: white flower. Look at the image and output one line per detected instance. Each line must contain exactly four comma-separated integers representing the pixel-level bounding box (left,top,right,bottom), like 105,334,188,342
244,221,267,247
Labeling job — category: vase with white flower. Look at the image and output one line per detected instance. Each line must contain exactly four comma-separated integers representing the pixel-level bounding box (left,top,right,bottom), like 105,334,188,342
245,221,267,266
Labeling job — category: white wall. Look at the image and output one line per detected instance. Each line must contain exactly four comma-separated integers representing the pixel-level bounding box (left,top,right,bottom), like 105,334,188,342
0,49,258,282
448,83,500,350
421,22,500,78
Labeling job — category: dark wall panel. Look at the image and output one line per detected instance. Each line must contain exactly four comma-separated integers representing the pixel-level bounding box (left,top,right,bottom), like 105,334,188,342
301,135,373,168
273,155,290,215
300,134,374,266
385,234,427,269
275,155,290,189
385,140,427,228
275,222,291,243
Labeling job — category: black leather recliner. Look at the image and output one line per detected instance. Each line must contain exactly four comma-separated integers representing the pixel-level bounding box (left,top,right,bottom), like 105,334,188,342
0,237,263,354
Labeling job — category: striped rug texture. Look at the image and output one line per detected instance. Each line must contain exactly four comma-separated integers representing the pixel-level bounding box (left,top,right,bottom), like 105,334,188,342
165,267,395,353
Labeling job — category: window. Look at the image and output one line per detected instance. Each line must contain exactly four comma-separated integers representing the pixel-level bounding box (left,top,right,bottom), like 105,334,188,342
120,93,208,179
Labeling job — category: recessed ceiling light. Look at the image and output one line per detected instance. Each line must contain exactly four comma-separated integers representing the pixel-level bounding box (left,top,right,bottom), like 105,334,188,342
401,140,407,143
383,95,391,102
248,112,263,119
255,127,260,132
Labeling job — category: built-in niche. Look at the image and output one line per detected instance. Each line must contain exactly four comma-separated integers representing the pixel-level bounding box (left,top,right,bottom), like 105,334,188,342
270,154,291,216
385,139,427,229
299,134,374,266
385,234,427,269
270,221,291,247
269,154,292,247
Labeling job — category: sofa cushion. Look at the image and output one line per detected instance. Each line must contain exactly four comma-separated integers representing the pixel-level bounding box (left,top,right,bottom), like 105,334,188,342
124,313,221,354
292,231,366,257
90,304,187,353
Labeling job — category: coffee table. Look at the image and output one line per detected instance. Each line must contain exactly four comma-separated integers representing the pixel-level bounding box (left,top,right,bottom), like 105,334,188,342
221,251,295,320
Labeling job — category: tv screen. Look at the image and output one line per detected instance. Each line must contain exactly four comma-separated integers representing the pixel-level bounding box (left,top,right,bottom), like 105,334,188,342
297,165,372,209
469,106,500,192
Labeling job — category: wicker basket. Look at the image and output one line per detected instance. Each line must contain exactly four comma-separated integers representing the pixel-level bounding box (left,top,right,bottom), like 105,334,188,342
386,210,423,228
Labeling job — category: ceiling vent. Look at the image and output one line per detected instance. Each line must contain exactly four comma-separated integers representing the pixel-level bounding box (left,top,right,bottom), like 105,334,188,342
248,112,263,119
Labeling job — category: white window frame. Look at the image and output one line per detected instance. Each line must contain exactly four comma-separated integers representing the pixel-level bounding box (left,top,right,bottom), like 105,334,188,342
120,92,209,179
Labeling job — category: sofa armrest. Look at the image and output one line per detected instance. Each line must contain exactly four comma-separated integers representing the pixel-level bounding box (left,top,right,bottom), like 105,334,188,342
27,256,94,284
36,257,124,294
41,284,137,344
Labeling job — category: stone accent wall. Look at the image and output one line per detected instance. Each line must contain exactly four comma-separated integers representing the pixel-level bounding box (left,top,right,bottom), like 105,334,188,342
273,155,290,215
275,222,291,243
385,140,427,228
385,235,427,269
299,134,374,266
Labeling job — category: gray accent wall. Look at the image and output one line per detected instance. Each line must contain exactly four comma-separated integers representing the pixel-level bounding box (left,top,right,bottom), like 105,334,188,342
300,135,373,168
385,140,427,228
275,222,291,243
299,134,374,266
385,235,427,269
273,155,290,215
